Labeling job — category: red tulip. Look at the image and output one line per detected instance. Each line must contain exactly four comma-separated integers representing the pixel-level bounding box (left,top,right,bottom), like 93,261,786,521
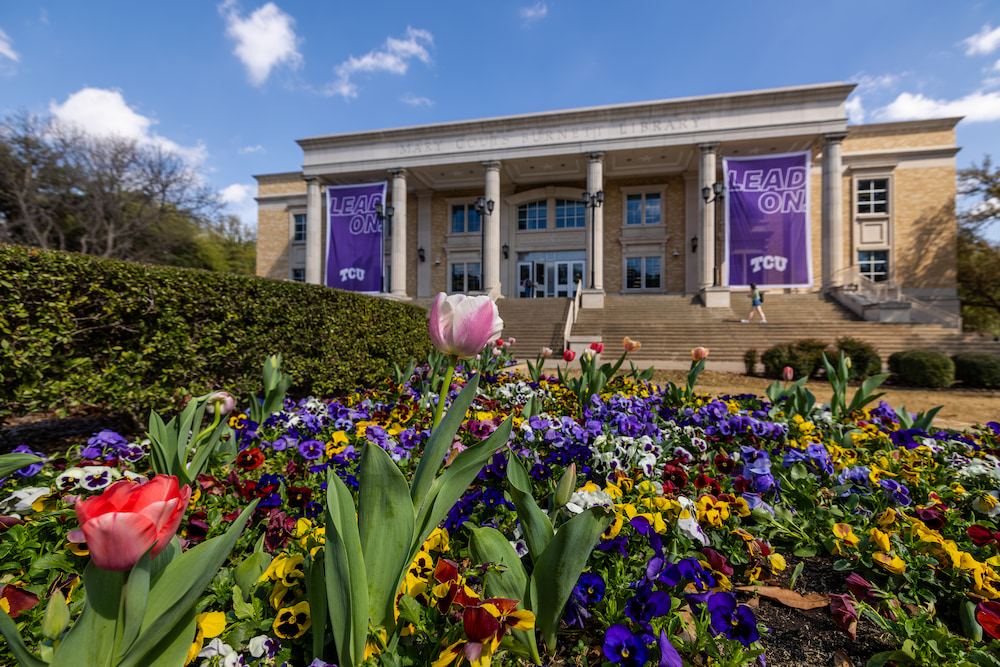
563,350,576,363
590,342,605,354
72,475,191,571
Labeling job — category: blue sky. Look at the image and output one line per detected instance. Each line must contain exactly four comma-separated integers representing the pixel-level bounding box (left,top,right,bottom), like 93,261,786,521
3,1,1000,231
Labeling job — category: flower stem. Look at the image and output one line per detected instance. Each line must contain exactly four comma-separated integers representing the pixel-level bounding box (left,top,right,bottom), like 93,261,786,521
432,357,457,430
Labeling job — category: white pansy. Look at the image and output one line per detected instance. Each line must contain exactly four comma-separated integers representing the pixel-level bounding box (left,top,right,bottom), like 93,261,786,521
565,487,613,514
0,486,51,514
675,496,709,546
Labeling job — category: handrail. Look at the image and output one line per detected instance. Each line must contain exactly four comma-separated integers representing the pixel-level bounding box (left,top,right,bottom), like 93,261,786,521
834,266,961,329
562,279,584,350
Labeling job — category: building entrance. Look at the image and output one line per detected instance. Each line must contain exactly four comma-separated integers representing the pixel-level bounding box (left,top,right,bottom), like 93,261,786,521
516,251,585,298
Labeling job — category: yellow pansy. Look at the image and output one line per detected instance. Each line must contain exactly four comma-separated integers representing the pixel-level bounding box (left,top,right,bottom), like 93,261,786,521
603,484,624,500
768,553,787,573
869,527,891,553
273,601,311,639
422,527,450,554
695,496,731,528
185,611,226,665
602,512,624,540
876,508,898,529
872,552,906,575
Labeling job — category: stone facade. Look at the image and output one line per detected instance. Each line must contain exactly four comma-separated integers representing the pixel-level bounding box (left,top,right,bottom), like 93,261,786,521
254,84,961,317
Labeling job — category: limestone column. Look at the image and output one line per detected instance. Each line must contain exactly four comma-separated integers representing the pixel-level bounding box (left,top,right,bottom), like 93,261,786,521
698,144,718,291
822,132,848,289
390,169,407,297
483,161,501,295
586,153,605,291
305,177,323,285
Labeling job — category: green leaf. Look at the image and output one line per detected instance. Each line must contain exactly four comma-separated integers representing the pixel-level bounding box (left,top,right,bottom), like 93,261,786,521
133,608,196,667
466,524,539,663
846,373,891,414
115,500,258,667
0,608,48,667
0,453,44,478
324,470,368,667
50,565,124,667
29,553,75,573
116,550,153,661
505,452,554,562
233,551,271,599
358,442,414,632
305,558,328,663
530,506,611,653
792,546,817,558
410,375,479,509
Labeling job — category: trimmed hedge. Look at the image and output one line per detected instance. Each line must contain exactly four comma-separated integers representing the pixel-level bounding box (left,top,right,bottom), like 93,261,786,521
835,337,882,381
0,244,432,420
888,349,955,388
760,338,830,379
953,352,1000,388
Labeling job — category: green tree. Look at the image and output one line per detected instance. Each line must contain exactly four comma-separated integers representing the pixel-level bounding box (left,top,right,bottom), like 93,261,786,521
957,155,1000,335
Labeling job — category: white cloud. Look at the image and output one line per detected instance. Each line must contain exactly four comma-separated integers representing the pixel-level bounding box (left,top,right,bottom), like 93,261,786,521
401,93,432,107
238,144,266,154
219,182,258,228
0,28,19,63
845,96,865,124
328,27,433,99
220,1,302,86
874,89,1000,123
49,87,208,164
964,24,1000,56
852,73,899,94
520,2,548,23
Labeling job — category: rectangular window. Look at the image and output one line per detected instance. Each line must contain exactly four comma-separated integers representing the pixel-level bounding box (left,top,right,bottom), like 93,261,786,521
626,193,662,225
291,268,305,282
293,214,306,242
450,262,481,293
555,199,586,228
626,256,661,290
451,204,482,234
518,201,547,230
858,250,888,282
857,179,888,215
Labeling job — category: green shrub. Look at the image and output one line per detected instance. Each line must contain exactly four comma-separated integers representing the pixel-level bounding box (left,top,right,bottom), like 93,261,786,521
743,348,758,376
888,349,955,388
0,244,432,420
761,338,830,379
952,352,1000,388
835,337,883,381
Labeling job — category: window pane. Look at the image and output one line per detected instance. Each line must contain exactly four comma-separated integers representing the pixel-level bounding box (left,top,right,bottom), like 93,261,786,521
556,199,586,229
291,268,305,282
467,263,481,292
644,194,661,225
452,205,466,234
518,205,528,231
468,207,482,234
626,258,642,289
293,214,307,241
451,264,465,293
645,257,661,288
626,194,642,225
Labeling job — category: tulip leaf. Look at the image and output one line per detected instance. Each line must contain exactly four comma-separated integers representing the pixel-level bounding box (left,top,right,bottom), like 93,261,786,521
115,550,153,661
234,550,271,600
466,524,540,663
0,453,44,478
410,375,479,509
324,469,368,667
49,564,124,667
358,443,415,633
115,500,258,667
305,557,328,663
530,506,611,653
0,608,48,667
505,452,554,562
412,416,512,561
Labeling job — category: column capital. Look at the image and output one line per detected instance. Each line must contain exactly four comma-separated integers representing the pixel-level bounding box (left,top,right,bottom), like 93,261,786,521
823,132,849,144
698,142,720,154
482,160,501,172
388,168,407,178
586,151,605,162
304,175,320,184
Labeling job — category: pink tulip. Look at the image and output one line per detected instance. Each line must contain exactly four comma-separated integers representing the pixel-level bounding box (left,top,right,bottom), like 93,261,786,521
622,337,642,352
206,391,235,415
428,293,505,359
782,366,794,382
540,347,554,358
691,347,709,361
563,349,576,362
590,342,604,354
72,475,191,571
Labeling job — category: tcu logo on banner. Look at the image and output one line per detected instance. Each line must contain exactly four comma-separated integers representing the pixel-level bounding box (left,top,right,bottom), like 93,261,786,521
325,182,387,292
724,151,813,289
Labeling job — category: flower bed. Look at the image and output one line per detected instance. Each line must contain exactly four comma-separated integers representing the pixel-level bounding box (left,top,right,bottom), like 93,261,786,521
2,295,1000,667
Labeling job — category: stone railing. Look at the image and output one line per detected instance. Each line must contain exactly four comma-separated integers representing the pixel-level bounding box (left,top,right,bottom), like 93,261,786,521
831,266,961,329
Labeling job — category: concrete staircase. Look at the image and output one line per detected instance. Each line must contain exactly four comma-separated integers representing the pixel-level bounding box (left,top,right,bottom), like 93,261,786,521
496,298,570,360
565,293,996,364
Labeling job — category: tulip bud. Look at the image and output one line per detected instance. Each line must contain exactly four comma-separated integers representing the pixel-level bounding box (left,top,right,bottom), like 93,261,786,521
41,590,70,641
496,338,505,347
207,391,236,416
782,366,794,382
691,347,709,361
508,337,516,345
563,350,576,362
554,463,577,508
492,347,502,357
583,349,595,360
844,356,852,370
623,337,642,352
540,347,554,358
590,342,605,354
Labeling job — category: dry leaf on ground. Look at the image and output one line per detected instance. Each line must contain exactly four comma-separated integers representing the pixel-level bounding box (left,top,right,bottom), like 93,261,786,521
735,585,829,610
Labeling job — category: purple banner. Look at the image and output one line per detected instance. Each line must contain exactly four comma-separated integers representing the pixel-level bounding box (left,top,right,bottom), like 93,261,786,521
325,182,387,292
724,151,813,288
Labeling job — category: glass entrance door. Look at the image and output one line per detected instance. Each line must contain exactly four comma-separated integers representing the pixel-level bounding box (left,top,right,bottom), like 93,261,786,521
554,261,584,298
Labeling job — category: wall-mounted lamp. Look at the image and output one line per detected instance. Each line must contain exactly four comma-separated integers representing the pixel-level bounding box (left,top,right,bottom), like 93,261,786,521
418,247,426,263
502,243,509,259
673,249,680,257
690,236,699,253
474,196,495,216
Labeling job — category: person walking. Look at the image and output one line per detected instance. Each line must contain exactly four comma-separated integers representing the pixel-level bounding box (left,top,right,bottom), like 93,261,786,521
741,282,766,323
522,276,534,298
